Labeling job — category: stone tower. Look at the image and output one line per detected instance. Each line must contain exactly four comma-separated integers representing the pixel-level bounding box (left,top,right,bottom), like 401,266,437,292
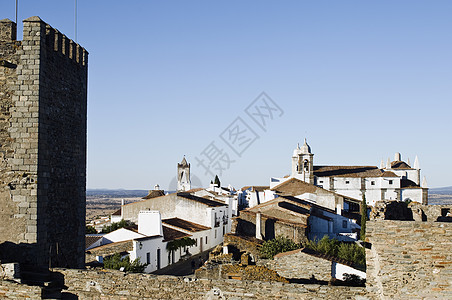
177,156,191,192
0,17,88,268
291,139,314,184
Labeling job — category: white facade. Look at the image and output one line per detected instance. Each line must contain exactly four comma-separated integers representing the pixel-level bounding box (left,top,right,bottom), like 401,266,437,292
332,262,366,281
308,208,360,242
86,228,145,250
285,141,428,205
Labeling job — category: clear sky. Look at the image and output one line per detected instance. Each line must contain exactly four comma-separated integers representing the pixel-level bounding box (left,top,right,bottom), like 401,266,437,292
2,1,451,189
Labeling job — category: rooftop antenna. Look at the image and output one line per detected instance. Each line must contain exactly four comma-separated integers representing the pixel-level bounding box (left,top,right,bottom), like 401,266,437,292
74,0,77,42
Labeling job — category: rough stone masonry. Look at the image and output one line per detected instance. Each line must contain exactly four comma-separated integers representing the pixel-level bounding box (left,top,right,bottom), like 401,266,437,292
0,17,88,268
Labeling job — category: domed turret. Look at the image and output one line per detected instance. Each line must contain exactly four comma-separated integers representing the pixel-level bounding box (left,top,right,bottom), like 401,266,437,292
300,138,312,154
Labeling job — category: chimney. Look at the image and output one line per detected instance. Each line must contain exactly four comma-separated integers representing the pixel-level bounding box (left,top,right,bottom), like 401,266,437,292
256,212,262,239
154,184,160,190
121,199,125,206
395,152,401,161
138,211,163,237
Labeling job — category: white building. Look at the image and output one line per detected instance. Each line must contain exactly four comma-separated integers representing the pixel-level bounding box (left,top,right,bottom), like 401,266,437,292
270,140,428,206
87,210,223,273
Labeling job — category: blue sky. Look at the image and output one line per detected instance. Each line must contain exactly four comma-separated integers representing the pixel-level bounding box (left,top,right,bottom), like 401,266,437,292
2,1,451,189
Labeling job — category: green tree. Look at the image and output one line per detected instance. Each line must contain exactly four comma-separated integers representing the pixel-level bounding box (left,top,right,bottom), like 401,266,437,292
166,237,197,252
259,236,300,259
86,225,97,234
360,194,367,241
102,219,135,233
303,235,365,266
214,175,221,187
103,253,146,273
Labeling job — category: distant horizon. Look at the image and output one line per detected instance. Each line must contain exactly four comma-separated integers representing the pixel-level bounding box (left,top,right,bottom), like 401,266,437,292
3,1,450,190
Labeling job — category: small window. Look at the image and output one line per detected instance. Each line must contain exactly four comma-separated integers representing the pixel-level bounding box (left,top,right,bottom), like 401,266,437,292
146,252,150,264
319,180,323,183
215,230,217,239
342,220,347,228
206,236,208,244
371,181,375,186
389,180,393,185
223,225,225,235
345,181,350,184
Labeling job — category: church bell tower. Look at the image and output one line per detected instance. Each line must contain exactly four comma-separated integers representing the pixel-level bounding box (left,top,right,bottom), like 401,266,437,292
291,139,314,184
177,156,191,192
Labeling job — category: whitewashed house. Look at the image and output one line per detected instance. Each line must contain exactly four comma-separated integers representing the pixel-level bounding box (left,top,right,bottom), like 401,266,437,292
270,140,428,206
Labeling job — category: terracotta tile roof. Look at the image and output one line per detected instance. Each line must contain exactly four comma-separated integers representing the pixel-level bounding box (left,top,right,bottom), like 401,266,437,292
380,171,399,178
177,192,225,207
401,179,421,189
314,165,382,178
162,217,211,232
142,190,165,199
271,178,318,195
390,161,412,169
162,225,191,242
240,186,269,192
85,235,102,249
87,240,133,256
184,188,204,193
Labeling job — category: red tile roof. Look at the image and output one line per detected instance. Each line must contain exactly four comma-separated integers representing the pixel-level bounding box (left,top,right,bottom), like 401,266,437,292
314,166,382,178
162,217,210,232
142,190,165,199
390,161,412,169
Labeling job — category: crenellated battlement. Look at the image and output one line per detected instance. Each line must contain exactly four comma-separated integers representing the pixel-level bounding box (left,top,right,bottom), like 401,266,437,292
19,16,88,67
44,25,88,66
0,17,87,67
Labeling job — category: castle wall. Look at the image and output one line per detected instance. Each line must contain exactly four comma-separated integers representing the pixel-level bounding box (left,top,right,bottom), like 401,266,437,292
366,220,452,299
50,268,373,299
0,17,87,268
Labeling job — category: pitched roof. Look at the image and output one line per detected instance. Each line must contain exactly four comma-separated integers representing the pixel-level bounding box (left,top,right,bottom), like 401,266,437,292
162,225,191,242
177,192,225,207
87,240,134,256
240,186,269,192
271,178,318,195
390,161,412,169
111,209,121,216
243,198,310,227
314,166,382,178
162,217,211,232
184,188,204,193
380,171,399,178
142,190,165,199
85,235,102,249
401,179,421,189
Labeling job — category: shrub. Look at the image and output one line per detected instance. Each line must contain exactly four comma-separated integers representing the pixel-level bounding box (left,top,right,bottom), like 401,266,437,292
259,236,300,259
86,225,97,234
102,219,135,233
103,253,146,273
303,235,365,266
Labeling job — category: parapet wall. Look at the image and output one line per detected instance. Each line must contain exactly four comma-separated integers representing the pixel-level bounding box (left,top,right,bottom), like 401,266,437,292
52,268,373,299
366,220,452,299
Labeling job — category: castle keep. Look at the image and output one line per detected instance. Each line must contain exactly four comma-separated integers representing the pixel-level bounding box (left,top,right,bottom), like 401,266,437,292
0,17,87,268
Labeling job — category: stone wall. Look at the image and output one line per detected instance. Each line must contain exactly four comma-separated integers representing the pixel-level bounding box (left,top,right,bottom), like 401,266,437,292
0,280,41,299
260,248,332,282
366,220,452,299
51,268,373,299
0,17,87,268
